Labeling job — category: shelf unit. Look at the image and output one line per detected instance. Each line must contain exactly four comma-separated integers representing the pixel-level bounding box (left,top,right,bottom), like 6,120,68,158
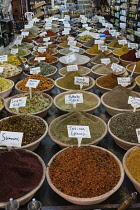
29,1,46,18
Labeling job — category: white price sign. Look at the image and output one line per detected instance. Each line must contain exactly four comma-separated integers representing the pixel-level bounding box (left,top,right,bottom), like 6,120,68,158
0,67,3,73
0,55,8,62
81,19,87,24
62,31,69,35
40,32,47,37
117,77,131,86
67,36,75,41
30,67,40,74
118,40,128,45
111,63,124,72
136,128,140,143
43,42,52,47
34,57,45,62
10,97,27,108
109,30,116,34
68,40,77,46
101,58,111,65
128,43,138,49
64,23,71,28
74,76,89,89
14,40,21,45
86,27,91,31
82,24,88,28
24,24,32,29
38,47,46,53
65,54,76,63
43,37,50,42
17,35,23,41
98,45,108,52
0,131,23,147
135,52,140,58
26,79,40,88
11,48,18,55
69,45,79,53
21,31,29,37
65,94,83,104
95,40,104,45
45,26,52,30
128,96,140,107
67,65,78,71
67,125,91,138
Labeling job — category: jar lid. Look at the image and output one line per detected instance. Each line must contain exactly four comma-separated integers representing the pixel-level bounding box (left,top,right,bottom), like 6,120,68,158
100,34,106,37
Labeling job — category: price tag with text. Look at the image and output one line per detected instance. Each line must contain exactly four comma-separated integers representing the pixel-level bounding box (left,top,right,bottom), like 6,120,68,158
117,77,131,86
67,125,91,139
69,45,79,53
111,63,124,72
30,67,40,74
17,35,23,41
101,58,111,65
26,79,40,88
68,40,77,46
65,54,76,63
74,76,89,89
45,26,52,30
0,131,23,147
67,36,75,41
38,47,46,53
64,23,71,28
65,93,83,105
128,96,140,108
0,67,3,73
86,27,91,31
82,24,88,28
11,48,18,55
135,52,140,58
98,45,108,52
81,19,87,24
128,43,138,49
0,55,8,62
34,57,45,62
95,40,104,45
10,97,27,108
118,40,128,45
67,65,78,71
136,128,140,143
40,32,47,37
24,24,32,29
62,31,70,35
21,31,29,37
43,37,50,42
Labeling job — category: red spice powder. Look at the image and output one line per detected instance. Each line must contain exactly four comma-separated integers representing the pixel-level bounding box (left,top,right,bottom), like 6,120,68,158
120,49,140,62
101,30,111,35
0,149,43,202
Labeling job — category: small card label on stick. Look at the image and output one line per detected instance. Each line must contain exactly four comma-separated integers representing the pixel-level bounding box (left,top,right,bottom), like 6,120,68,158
67,36,75,41
0,67,4,73
111,63,124,72
67,65,78,71
11,48,18,55
38,47,46,53
95,40,104,45
69,45,79,53
65,54,76,63
30,67,40,74
128,96,140,112
0,131,23,147
10,97,27,108
136,128,140,143
26,79,40,88
68,40,77,46
21,31,29,37
128,43,138,49
65,93,83,104
0,55,8,62
98,45,108,52
117,77,131,87
101,58,111,65
118,40,128,45
74,77,89,89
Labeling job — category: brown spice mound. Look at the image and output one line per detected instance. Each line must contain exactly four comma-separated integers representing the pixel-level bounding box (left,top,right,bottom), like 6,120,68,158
49,146,121,198
0,149,43,202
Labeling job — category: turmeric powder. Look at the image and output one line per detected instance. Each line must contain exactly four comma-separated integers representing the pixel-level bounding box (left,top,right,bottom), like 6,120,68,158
113,46,130,56
86,44,110,55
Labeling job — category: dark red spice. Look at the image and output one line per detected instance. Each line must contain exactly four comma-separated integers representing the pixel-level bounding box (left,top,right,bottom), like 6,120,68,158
0,149,43,202
101,30,111,35
49,146,121,198
120,49,140,62
45,30,58,37
22,38,32,43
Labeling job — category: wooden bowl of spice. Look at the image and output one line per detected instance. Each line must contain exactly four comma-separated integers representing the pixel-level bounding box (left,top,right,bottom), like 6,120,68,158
58,42,82,49
15,74,54,94
119,57,135,67
91,64,113,78
5,92,53,118
0,114,48,151
0,97,4,111
85,49,112,58
123,146,140,193
0,78,14,98
59,66,91,77
0,149,45,208
53,90,101,114
46,145,124,205
58,48,85,56
96,74,136,95
108,112,140,150
48,112,107,148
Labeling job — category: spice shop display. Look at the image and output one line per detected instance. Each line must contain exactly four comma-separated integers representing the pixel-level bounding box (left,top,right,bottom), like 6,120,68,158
4,56,26,65
10,42,34,50
28,54,58,65
59,48,85,56
5,48,31,57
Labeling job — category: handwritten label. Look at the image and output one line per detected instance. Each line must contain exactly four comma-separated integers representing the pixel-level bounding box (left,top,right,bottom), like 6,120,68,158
38,47,46,53
135,52,140,58
24,24,32,29
26,79,40,88
17,35,23,41
69,45,79,53
117,77,131,86
128,96,140,107
81,19,87,24
67,36,75,41
67,65,78,71
68,40,77,46
0,131,23,147
30,67,40,74
118,40,128,45
101,58,111,65
43,37,50,41
64,23,71,28
0,67,3,73
45,26,52,30
62,30,69,35
74,77,89,89
95,40,104,45
65,94,83,104
136,128,140,143
82,24,88,28
11,48,18,55
98,45,108,52
65,54,76,63
86,27,91,31
67,125,91,138
128,43,138,49
21,31,29,37
0,55,8,62
111,63,124,72
10,97,27,108
40,32,47,37
34,57,45,62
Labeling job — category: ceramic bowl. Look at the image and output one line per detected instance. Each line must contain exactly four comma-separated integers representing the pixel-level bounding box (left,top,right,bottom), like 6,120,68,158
85,49,112,58
0,79,14,98
4,93,53,118
58,48,85,56
46,145,124,205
